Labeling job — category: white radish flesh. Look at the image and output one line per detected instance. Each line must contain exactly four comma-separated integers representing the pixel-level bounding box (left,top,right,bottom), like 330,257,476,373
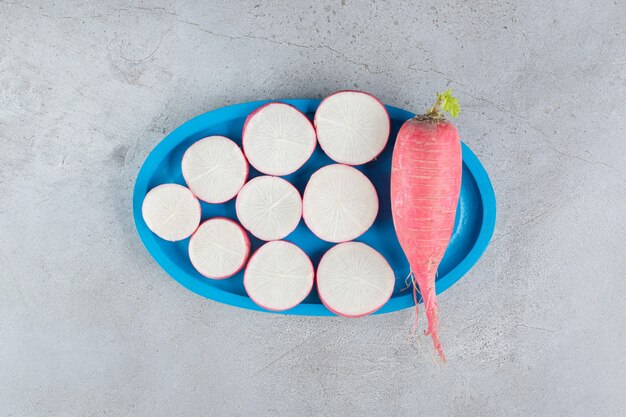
244,241,314,311
182,136,248,203
303,164,378,243
188,218,250,279
141,184,201,242
316,242,394,318
314,91,390,165
235,176,302,241
243,103,317,175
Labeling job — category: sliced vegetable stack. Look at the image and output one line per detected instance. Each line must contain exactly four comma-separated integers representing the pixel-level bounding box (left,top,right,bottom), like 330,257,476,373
140,90,464,353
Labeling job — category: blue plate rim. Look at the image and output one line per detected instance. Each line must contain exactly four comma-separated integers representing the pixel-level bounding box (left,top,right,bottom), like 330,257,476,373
132,98,497,316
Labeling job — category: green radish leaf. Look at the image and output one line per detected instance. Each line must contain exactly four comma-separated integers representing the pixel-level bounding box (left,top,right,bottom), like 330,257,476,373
437,89,460,118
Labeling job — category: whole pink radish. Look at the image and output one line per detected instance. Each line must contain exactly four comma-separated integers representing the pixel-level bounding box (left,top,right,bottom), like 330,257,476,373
390,90,462,361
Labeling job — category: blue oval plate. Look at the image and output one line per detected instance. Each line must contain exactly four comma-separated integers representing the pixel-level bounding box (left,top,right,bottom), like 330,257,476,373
133,99,496,315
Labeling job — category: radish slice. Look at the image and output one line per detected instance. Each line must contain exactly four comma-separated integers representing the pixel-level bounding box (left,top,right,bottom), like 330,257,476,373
244,241,314,311
303,164,378,243
182,136,248,203
141,184,201,242
235,176,302,241
242,102,317,175
316,242,394,318
188,218,250,279
314,91,390,165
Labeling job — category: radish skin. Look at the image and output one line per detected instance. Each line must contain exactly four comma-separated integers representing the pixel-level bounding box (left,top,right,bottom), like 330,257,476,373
390,91,462,361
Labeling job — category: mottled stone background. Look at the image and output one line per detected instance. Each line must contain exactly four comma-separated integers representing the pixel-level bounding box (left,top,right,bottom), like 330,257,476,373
1,1,624,416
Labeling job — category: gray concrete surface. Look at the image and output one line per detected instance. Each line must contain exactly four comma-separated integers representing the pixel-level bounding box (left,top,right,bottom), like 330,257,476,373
1,0,625,416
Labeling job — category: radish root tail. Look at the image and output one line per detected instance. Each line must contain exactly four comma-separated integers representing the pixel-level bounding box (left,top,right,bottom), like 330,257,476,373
400,271,414,292
423,288,446,362
411,271,446,362
411,273,419,333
